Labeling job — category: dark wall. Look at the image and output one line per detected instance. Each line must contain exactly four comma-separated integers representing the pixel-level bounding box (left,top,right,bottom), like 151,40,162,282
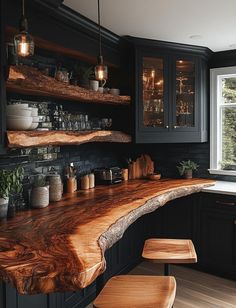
210,50,236,68
6,0,121,67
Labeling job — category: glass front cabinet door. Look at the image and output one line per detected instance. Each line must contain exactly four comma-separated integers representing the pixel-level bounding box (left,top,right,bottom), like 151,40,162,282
142,56,168,130
134,42,209,143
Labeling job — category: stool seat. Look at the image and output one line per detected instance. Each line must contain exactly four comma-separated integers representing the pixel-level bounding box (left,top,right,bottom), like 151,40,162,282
142,238,197,264
93,275,176,308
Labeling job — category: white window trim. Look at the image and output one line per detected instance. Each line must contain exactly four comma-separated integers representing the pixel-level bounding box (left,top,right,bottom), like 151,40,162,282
209,66,236,176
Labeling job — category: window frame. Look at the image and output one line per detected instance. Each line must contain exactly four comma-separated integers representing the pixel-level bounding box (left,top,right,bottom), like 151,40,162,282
209,66,236,176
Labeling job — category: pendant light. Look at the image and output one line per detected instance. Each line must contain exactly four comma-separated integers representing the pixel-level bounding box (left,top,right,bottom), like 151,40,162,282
95,0,108,85
14,0,34,57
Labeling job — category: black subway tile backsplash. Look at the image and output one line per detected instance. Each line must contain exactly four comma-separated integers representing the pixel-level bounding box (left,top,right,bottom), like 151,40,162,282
0,140,234,182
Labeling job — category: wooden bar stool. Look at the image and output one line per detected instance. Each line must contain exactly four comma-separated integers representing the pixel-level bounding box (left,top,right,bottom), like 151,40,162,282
142,238,197,275
93,275,176,308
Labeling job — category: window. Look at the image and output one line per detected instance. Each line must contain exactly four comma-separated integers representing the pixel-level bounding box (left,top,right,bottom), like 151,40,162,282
210,66,236,176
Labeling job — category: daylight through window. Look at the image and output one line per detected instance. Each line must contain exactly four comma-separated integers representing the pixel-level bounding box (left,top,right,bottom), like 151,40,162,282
210,66,236,175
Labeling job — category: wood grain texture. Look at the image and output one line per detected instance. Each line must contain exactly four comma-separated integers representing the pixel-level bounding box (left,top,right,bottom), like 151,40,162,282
142,239,197,264
93,275,176,308
128,263,236,308
0,178,215,294
7,130,131,148
7,66,130,105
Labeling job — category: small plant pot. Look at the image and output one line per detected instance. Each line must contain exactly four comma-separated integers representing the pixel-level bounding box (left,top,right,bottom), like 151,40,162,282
0,197,9,219
31,186,49,208
184,170,193,179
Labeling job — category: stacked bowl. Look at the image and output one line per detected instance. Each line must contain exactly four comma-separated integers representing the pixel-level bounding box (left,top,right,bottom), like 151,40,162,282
6,104,39,130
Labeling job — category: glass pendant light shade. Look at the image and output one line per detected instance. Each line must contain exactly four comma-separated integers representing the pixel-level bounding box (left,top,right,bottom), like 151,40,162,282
14,0,34,57
95,56,108,81
14,31,34,57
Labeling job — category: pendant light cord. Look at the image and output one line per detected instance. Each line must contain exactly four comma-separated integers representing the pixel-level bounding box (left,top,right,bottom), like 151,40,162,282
22,0,25,16
97,0,102,57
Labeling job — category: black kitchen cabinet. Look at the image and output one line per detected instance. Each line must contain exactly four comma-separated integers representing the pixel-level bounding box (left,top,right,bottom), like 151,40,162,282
126,36,211,143
159,195,196,239
199,193,236,280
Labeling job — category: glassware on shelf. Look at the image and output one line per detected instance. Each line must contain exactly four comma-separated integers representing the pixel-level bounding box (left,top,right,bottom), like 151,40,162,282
142,57,165,128
175,60,195,128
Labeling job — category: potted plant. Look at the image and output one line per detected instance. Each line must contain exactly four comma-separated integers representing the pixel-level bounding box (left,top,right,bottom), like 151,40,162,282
74,64,95,89
0,167,24,218
177,160,199,179
30,174,49,208
0,169,12,218
8,167,25,216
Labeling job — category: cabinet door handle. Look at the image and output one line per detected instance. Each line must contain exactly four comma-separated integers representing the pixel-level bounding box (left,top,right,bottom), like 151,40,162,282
216,200,236,206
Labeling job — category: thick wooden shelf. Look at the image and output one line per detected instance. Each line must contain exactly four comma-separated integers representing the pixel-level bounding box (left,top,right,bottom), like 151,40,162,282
7,130,131,148
6,66,131,106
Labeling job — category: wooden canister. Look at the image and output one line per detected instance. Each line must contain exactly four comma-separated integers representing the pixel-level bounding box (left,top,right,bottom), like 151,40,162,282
67,177,77,193
81,175,90,190
122,168,129,181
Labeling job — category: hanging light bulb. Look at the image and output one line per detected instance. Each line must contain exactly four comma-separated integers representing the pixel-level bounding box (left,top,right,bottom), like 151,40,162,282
95,0,108,85
14,0,34,57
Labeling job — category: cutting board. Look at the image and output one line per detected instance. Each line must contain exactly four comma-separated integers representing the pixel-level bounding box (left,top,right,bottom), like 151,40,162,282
129,154,154,179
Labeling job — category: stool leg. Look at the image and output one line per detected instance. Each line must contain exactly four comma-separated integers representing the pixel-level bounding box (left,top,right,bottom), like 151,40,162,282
164,263,170,276
164,264,174,308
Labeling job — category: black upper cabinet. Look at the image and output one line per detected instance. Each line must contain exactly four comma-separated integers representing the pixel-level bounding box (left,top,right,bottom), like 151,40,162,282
126,36,212,143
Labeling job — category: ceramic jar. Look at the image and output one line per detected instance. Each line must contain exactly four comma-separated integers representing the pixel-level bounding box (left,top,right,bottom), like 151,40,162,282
47,174,63,202
31,186,49,208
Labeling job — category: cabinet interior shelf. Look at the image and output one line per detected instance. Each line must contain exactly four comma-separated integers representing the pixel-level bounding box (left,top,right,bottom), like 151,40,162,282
6,66,131,106
7,130,131,148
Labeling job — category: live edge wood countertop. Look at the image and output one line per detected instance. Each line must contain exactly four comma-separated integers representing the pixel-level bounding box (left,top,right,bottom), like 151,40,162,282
0,178,215,295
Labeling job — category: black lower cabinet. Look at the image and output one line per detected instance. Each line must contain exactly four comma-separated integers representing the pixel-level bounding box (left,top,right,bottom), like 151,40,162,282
199,193,236,279
158,195,196,239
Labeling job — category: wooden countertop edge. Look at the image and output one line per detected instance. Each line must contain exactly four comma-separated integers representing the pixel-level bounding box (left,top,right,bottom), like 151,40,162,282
98,182,213,253
0,180,215,294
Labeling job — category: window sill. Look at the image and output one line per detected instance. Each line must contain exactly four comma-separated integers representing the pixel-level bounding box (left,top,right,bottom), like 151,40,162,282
208,169,236,176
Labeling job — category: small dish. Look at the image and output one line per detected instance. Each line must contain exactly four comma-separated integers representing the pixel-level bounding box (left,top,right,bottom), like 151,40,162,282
147,173,161,180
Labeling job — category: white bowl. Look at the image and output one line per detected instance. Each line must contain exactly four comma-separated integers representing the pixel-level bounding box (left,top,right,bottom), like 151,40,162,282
7,105,32,117
7,115,33,130
31,107,38,117
10,103,28,108
29,122,39,130
32,116,39,123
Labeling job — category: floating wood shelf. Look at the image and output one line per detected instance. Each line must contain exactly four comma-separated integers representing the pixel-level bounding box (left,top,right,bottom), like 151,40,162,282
7,130,131,148
6,66,131,106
